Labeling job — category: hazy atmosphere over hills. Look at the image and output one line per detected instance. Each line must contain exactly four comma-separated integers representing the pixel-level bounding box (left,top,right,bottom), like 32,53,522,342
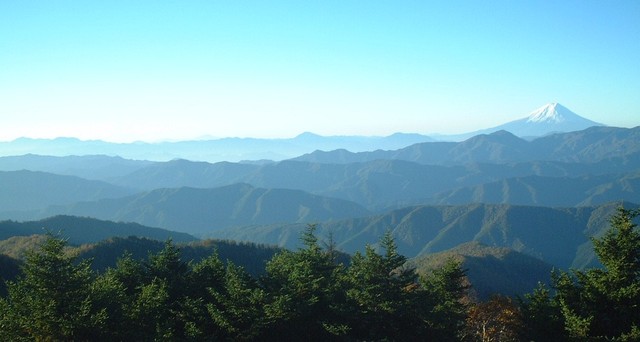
0,103,623,163
1,126,638,256
1,1,639,339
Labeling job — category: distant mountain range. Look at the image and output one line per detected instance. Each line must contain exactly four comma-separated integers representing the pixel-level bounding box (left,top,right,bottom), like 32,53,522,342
0,154,153,180
210,202,633,271
432,172,640,207
0,110,637,299
0,170,136,212
439,102,603,141
0,103,605,162
32,184,371,236
293,126,640,165
0,132,434,163
1,126,638,220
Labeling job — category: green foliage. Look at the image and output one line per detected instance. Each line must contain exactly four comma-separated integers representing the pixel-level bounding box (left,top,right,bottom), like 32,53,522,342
412,241,554,300
0,234,103,340
207,262,266,340
23,223,640,341
0,225,476,340
130,277,172,339
345,242,419,340
420,258,469,341
0,254,20,297
189,251,226,297
543,206,640,341
145,239,190,299
0,234,48,260
89,272,129,340
518,283,565,341
74,235,281,276
261,224,347,339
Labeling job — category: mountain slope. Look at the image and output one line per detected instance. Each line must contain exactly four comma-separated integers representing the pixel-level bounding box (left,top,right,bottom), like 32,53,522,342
0,170,137,212
111,159,259,190
0,154,154,181
453,103,603,140
0,104,603,161
433,171,640,206
3,149,638,218
210,202,636,270
37,184,372,235
102,154,640,211
293,126,640,165
0,133,434,163
502,102,602,135
0,215,196,245
410,241,554,298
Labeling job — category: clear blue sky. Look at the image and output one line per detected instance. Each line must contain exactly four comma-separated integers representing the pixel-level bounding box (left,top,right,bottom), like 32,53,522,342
1,1,638,142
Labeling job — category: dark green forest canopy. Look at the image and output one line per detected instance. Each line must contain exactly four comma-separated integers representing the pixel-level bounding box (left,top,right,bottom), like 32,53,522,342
0,215,197,244
0,227,468,341
0,207,638,341
74,236,283,276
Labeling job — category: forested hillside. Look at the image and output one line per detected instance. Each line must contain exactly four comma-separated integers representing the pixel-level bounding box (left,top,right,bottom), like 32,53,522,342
433,171,640,206
73,236,282,276
1,208,638,341
2,127,639,223
410,242,554,299
0,126,638,340
0,215,196,244
2,0,637,338
211,202,634,270
35,184,370,235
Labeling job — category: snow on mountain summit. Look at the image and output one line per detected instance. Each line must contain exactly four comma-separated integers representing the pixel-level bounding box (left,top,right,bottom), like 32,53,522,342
437,103,604,141
504,102,603,137
526,102,568,123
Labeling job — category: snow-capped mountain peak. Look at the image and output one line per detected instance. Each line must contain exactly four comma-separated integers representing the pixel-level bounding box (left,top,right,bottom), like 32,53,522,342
436,102,604,141
527,102,567,123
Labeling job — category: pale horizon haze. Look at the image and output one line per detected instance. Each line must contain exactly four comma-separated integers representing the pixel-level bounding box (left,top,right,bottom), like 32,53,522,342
1,1,639,142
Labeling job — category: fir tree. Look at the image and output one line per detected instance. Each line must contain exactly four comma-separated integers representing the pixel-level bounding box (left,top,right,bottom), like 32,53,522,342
553,207,640,340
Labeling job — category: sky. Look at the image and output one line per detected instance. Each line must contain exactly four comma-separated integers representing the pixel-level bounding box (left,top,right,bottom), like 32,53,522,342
1,1,639,142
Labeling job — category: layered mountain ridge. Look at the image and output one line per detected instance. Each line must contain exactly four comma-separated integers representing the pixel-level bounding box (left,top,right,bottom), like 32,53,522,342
435,102,604,141
0,104,636,299
0,103,605,162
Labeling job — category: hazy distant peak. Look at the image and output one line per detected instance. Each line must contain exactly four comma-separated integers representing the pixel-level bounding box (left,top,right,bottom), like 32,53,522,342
437,102,604,141
295,132,322,139
527,102,572,123
488,129,518,137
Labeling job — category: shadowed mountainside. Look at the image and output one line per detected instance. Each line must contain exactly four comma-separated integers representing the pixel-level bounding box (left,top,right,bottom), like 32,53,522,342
0,170,137,212
35,184,371,236
410,241,554,299
0,215,197,245
0,154,154,180
209,201,637,270
72,235,282,276
293,126,640,165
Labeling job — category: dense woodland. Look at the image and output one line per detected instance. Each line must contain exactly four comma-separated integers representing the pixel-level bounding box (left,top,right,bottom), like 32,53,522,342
0,207,638,341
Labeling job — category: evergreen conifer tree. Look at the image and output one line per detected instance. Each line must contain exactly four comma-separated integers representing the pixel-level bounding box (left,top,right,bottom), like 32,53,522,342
553,207,640,340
